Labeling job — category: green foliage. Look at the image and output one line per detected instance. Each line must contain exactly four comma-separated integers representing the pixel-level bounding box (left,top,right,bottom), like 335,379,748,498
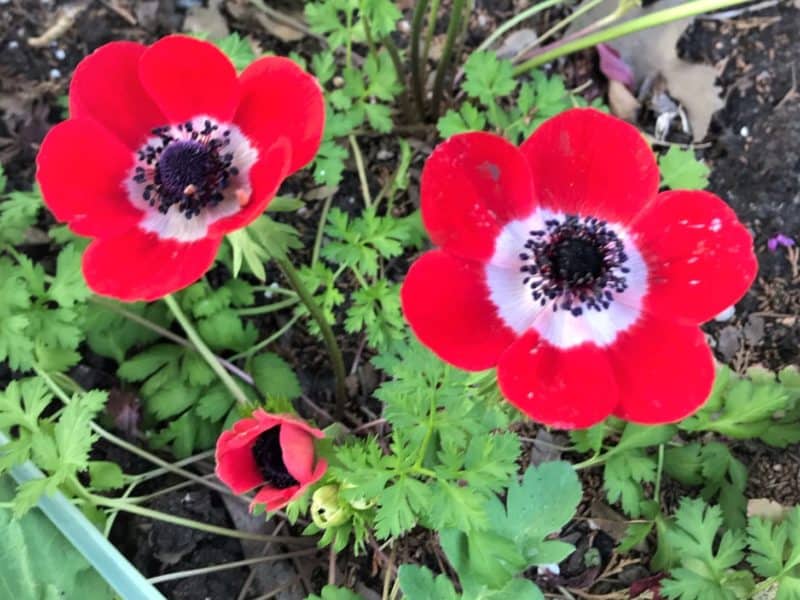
399,462,578,600
438,52,604,142
0,241,88,373
318,341,520,551
682,366,800,446
0,476,114,599
747,507,800,598
0,381,107,515
306,584,365,600
661,499,753,599
214,33,257,71
659,146,710,190
227,215,303,279
251,352,302,402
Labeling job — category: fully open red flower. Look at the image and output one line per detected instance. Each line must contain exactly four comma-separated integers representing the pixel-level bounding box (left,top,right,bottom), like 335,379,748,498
215,409,327,511
36,36,324,301
401,108,757,429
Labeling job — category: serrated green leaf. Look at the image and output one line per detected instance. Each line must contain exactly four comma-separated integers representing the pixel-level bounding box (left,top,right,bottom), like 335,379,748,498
251,352,302,400
659,146,710,190
398,565,459,600
462,52,516,104
88,461,125,490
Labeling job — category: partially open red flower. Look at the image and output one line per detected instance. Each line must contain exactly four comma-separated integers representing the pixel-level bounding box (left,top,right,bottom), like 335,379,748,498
36,36,324,301
401,108,757,429
215,409,327,512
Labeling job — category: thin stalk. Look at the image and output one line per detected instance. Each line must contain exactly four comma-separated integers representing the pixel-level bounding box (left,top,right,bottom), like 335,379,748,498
382,36,413,121
236,296,299,317
312,193,334,267
409,0,430,117
654,443,665,501
230,313,301,361
91,495,308,544
421,0,442,68
164,294,250,407
534,0,606,47
475,0,564,52
90,296,254,386
147,548,319,584
274,256,348,417
349,134,373,207
430,0,467,118
513,0,752,75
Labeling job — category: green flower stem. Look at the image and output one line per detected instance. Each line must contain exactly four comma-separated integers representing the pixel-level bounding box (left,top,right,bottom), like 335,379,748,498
430,0,467,118
274,256,348,418
410,0,430,117
654,443,665,502
90,494,310,544
573,453,606,470
163,294,250,407
91,295,254,386
475,0,564,52
236,296,299,317
513,0,752,75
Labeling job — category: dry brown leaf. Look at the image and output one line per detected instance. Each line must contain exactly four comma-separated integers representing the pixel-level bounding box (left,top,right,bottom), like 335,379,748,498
567,0,723,140
608,79,641,123
747,498,791,522
184,0,230,39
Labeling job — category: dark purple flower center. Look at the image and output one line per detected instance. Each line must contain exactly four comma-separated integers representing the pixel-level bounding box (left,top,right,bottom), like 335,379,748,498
519,214,630,316
133,119,239,219
251,426,299,490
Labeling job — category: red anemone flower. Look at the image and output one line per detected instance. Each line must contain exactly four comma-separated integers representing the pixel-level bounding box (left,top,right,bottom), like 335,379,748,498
36,35,324,301
215,409,327,512
401,108,757,429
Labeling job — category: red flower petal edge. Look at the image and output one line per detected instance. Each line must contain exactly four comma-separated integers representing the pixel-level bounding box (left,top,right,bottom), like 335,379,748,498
215,409,327,512
37,35,325,302
401,108,758,429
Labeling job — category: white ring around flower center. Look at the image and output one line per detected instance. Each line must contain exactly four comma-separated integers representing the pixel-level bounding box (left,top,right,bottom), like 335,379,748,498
125,115,259,243
485,208,648,349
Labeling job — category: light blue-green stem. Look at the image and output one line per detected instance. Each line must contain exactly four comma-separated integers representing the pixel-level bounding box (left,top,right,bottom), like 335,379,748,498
1,432,165,600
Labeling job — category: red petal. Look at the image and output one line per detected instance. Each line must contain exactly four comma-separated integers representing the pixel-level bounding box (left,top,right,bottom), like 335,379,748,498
208,138,291,236
215,424,264,494
632,190,757,324
279,423,315,483
69,41,166,149
610,316,714,423
139,35,239,123
250,485,299,512
497,331,618,429
82,229,220,301
520,108,659,224
234,56,325,175
401,250,518,371
421,132,536,262
36,119,142,237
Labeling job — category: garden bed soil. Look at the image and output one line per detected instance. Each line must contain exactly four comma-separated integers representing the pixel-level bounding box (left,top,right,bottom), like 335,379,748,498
2,0,800,597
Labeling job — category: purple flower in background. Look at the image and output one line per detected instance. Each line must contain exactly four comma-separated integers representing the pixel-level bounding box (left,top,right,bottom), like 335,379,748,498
768,233,796,252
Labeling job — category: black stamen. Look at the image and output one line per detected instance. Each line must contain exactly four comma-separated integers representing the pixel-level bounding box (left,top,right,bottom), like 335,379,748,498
251,427,299,490
518,214,629,317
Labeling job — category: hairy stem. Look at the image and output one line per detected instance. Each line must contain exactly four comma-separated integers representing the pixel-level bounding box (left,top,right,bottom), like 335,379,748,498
409,0,430,117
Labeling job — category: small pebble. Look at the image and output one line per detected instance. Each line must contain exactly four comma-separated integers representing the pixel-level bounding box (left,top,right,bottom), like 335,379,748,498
49,68,61,79
376,149,394,161
740,126,749,137
714,305,736,322
8,40,19,50
54,48,66,60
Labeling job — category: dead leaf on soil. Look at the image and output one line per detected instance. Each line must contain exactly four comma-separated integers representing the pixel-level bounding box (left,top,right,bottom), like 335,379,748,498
588,500,633,543
747,498,791,522
184,0,230,39
608,79,641,123
567,0,724,140
496,28,538,60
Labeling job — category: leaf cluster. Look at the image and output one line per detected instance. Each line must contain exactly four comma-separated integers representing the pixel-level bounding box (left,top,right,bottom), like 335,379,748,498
0,380,119,515
438,52,603,142
398,462,582,600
